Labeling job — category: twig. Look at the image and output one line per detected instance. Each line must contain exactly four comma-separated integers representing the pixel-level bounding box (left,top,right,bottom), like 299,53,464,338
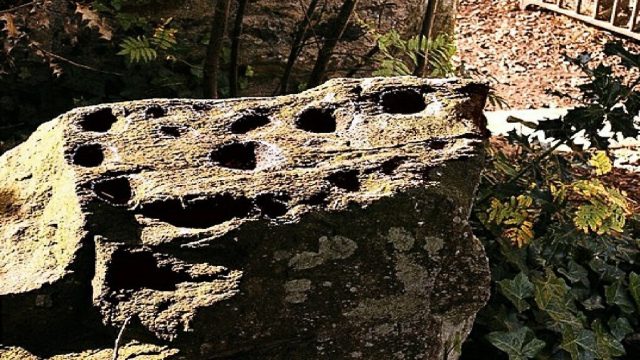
278,0,321,94
30,44,123,76
0,1,37,14
112,316,132,360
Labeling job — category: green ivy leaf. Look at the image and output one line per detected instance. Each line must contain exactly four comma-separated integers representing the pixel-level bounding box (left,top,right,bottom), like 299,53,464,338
534,269,581,329
498,272,534,312
486,327,545,360
581,295,605,311
629,272,640,312
559,261,589,286
592,320,625,359
560,326,597,360
605,280,635,314
608,316,633,342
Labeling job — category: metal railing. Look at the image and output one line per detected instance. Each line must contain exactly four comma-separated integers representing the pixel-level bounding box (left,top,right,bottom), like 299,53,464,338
521,0,640,41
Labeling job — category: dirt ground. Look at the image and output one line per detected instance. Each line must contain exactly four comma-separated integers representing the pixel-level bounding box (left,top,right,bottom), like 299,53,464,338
457,0,640,110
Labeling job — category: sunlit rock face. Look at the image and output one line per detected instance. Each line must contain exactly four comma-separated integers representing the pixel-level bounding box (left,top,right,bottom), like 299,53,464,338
0,77,490,359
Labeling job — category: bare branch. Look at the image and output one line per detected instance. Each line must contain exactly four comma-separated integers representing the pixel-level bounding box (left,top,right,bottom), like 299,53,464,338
30,44,123,76
0,1,38,14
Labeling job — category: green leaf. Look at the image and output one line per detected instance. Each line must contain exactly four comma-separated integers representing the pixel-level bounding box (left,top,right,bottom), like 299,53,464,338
593,319,625,359
486,327,545,360
605,280,635,314
533,269,581,329
629,272,640,311
560,326,597,360
558,261,589,286
498,272,534,312
581,295,605,311
607,316,633,342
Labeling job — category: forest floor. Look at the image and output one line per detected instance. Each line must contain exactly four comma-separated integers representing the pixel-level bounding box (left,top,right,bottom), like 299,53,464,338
457,0,640,206
457,0,640,110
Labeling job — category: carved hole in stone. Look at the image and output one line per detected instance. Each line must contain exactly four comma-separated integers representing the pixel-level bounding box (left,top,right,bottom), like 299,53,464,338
380,88,426,114
381,157,405,175
256,194,290,218
145,105,166,118
80,108,117,132
160,126,181,137
211,142,257,170
192,103,211,111
140,194,252,228
107,251,184,291
327,170,360,192
295,108,336,133
230,113,270,134
301,191,329,205
73,144,104,167
429,139,447,150
93,177,132,205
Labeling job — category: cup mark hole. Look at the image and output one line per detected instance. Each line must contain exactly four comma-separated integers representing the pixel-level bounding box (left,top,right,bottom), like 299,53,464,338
211,142,258,170
93,177,132,205
73,144,104,167
295,108,336,133
145,105,166,118
231,113,270,134
80,108,117,132
380,88,426,114
139,194,252,229
327,170,360,192
256,193,290,218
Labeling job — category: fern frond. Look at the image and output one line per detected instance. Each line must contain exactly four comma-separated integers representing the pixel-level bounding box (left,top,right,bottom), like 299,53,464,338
589,151,612,175
117,36,157,63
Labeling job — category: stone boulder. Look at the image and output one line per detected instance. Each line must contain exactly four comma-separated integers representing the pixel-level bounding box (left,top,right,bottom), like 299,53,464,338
0,77,490,359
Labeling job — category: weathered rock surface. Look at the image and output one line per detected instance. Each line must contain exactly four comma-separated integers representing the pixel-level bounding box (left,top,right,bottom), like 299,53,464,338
0,77,490,359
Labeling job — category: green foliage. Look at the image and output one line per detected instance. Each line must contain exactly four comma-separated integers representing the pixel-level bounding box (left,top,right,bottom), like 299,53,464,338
117,36,157,63
464,43,639,360
373,30,456,77
486,327,546,360
117,18,177,63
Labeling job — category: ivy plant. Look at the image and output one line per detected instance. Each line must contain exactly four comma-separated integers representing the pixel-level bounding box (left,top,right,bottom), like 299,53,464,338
463,43,640,360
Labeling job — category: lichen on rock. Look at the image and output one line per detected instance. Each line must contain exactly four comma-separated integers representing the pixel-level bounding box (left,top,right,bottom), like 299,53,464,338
0,76,490,359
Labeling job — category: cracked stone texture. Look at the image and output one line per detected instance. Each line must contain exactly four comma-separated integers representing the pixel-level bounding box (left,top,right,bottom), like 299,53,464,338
0,76,490,359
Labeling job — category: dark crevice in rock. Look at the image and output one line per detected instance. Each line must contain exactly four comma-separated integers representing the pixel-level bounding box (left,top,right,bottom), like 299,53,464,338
93,177,132,205
380,157,405,174
296,108,336,133
139,194,252,229
192,103,211,112
231,112,270,134
327,170,360,192
73,144,104,167
429,139,448,150
256,193,290,218
380,88,426,114
301,191,329,205
159,126,182,138
80,108,117,132
211,142,258,170
107,251,184,291
145,105,166,119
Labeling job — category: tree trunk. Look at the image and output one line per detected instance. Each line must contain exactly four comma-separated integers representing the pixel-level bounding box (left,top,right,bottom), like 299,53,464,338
203,0,231,99
307,0,359,88
279,0,320,94
413,0,438,77
229,0,249,97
